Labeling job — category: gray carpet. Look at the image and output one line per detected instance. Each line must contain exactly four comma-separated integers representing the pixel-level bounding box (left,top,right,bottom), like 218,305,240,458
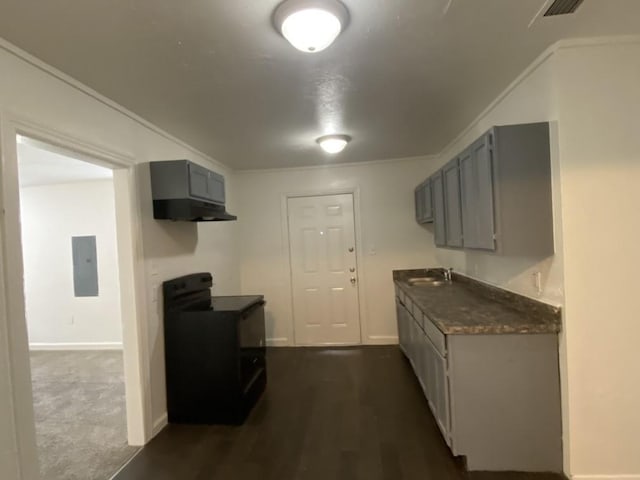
30,350,139,480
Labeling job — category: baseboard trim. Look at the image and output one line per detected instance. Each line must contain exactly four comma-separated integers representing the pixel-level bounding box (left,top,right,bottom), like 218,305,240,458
266,337,290,347
572,475,640,480
366,335,398,345
29,342,123,351
107,447,142,480
266,337,399,346
152,413,168,437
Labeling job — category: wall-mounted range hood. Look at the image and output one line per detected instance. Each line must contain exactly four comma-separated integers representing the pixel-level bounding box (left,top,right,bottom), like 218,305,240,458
149,160,237,222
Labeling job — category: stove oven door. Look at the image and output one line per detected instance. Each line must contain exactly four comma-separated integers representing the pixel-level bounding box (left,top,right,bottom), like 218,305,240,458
238,300,266,392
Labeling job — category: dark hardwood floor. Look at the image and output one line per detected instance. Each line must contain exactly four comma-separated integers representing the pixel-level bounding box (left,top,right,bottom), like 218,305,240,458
113,347,564,480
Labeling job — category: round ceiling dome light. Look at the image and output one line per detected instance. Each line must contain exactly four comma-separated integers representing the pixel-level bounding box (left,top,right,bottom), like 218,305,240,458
317,134,351,154
274,0,349,53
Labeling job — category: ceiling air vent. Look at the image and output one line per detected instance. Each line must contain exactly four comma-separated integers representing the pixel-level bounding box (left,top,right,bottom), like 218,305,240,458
544,0,584,16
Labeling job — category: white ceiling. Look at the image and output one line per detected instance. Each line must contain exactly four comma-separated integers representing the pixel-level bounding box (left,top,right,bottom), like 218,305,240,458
1,0,639,169
18,139,112,188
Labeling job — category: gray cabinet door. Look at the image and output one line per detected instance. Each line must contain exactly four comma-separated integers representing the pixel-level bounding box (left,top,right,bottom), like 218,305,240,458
422,180,433,222
443,159,463,248
188,162,226,204
472,134,496,250
414,185,424,223
188,162,213,201
433,347,451,444
208,170,225,205
424,337,437,414
415,181,433,224
459,147,477,248
432,172,446,246
416,331,428,394
460,135,496,250
396,299,410,354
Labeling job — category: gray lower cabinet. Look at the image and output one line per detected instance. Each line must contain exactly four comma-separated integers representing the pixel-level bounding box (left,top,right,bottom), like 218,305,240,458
397,297,453,444
395,294,562,472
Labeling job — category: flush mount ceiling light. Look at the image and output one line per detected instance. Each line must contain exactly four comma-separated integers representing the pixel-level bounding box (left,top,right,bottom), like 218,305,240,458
316,134,351,154
274,0,349,53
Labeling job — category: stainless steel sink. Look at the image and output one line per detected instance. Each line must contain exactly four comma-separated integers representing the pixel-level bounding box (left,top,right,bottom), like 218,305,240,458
407,277,447,287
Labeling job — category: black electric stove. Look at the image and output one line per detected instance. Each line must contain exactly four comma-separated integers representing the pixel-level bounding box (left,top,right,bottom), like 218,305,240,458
162,273,267,425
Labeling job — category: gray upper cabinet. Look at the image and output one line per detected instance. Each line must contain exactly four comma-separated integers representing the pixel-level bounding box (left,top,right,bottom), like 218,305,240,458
429,122,553,256
473,135,496,250
432,171,446,247
187,162,225,205
459,147,476,246
491,123,554,256
414,184,424,223
422,181,433,222
414,179,433,224
151,160,225,205
443,158,463,248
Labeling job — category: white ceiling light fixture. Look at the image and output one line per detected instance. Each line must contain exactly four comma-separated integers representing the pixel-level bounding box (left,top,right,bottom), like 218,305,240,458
316,134,351,154
274,0,349,53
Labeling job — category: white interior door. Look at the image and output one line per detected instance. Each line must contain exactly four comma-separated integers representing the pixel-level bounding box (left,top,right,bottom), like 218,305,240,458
288,194,361,346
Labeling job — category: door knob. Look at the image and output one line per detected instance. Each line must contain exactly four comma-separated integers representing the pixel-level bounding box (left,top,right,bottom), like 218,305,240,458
349,267,355,272
350,277,357,285
348,247,354,252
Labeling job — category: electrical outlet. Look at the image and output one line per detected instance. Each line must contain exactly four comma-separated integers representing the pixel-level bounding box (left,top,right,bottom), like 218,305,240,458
532,271,542,295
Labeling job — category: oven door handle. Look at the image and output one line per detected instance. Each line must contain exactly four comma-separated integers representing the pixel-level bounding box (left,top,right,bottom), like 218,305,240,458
241,299,266,318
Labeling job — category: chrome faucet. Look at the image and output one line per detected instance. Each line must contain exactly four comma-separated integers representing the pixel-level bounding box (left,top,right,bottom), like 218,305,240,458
444,268,453,282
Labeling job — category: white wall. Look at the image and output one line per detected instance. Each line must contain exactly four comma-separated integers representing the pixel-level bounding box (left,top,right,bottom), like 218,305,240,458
20,180,123,348
236,157,440,346
554,40,640,479
425,38,640,478
0,41,239,479
433,52,564,306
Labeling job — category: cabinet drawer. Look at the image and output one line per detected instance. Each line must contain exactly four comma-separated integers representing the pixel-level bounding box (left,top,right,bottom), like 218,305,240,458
394,284,404,304
405,296,414,318
411,301,423,324
422,315,446,357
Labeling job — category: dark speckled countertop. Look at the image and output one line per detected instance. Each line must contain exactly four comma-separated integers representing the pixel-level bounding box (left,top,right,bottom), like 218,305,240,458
393,268,561,335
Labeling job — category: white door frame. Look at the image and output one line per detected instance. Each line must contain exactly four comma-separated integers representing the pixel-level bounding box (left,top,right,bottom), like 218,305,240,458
280,188,368,346
0,112,152,479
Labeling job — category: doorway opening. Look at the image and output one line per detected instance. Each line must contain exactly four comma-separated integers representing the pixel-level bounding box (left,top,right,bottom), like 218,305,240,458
16,135,140,479
287,193,362,346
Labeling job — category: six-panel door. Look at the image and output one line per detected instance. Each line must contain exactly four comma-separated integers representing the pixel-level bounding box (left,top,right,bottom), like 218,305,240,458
288,194,361,346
